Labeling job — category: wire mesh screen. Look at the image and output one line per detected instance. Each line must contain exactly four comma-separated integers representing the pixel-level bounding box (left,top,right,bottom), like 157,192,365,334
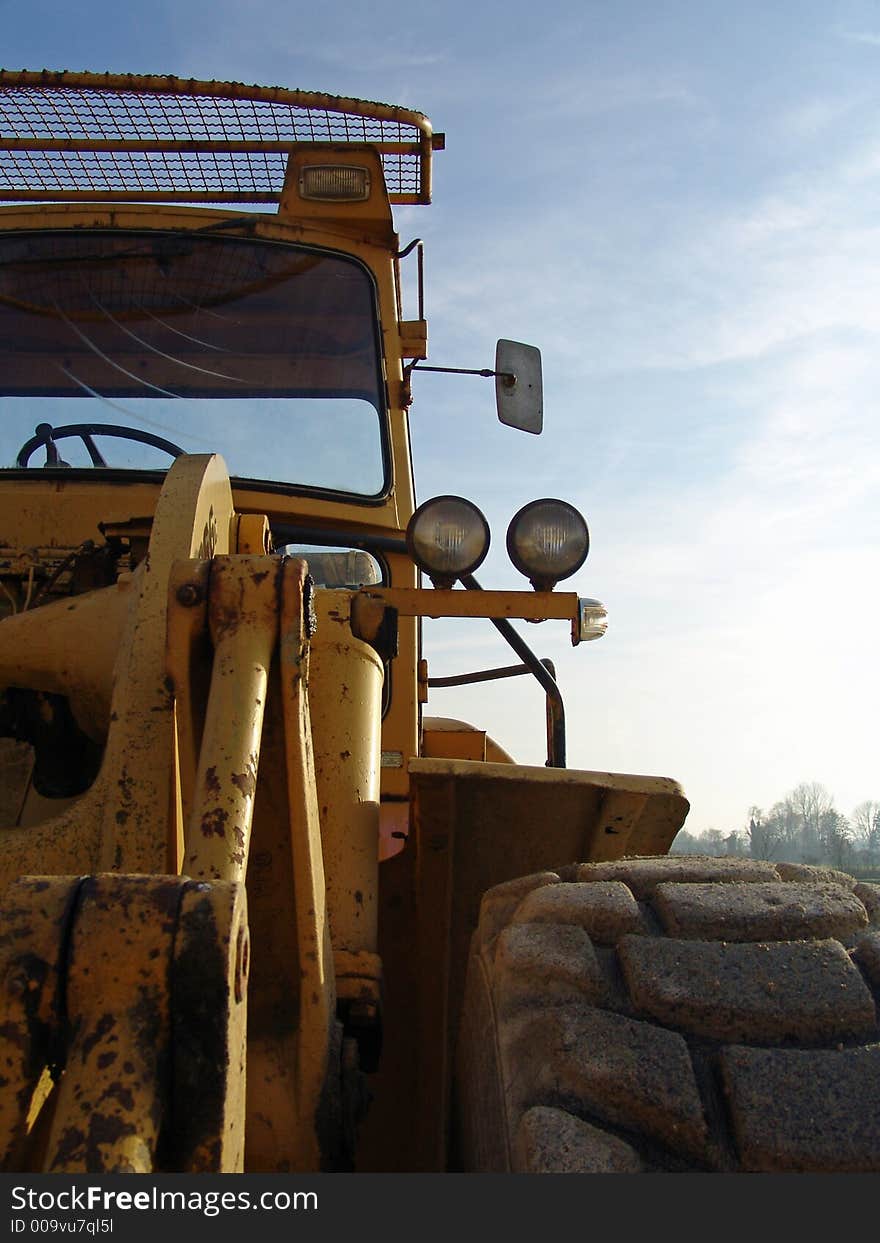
0,72,434,203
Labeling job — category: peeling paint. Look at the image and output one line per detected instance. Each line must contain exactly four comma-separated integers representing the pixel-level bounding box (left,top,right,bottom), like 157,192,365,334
80,1014,116,1063
97,1080,135,1113
200,808,229,838
231,767,256,799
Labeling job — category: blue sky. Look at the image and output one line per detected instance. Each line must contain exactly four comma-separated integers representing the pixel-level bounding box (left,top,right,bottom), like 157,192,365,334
3,1,879,834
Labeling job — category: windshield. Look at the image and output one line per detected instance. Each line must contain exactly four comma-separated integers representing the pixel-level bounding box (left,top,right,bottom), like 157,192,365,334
0,230,387,496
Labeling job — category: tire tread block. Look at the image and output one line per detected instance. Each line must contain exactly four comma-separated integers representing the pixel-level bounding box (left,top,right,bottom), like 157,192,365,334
501,1004,713,1164
477,871,560,951
458,858,880,1173
854,931,880,989
574,857,779,898
776,863,857,889
721,1044,880,1171
653,881,868,942
512,881,645,945
514,1105,643,1173
855,883,880,928
619,935,877,1043
494,923,606,1012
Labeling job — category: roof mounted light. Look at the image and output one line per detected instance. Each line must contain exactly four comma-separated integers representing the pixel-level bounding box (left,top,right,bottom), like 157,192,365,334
406,495,490,588
507,498,589,591
298,165,371,201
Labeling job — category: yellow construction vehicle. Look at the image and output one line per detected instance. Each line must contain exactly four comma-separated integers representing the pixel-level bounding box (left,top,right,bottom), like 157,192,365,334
0,71,877,1175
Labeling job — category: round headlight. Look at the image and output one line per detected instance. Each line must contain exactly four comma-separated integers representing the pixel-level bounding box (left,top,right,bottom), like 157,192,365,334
406,495,490,587
506,498,589,590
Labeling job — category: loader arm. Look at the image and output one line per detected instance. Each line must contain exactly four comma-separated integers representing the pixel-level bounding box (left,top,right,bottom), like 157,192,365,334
0,455,339,1172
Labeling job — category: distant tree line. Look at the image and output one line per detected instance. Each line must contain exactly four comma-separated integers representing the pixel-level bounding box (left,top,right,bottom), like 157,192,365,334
672,781,880,876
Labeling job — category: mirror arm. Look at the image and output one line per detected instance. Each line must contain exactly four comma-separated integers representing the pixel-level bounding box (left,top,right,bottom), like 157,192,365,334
409,363,510,379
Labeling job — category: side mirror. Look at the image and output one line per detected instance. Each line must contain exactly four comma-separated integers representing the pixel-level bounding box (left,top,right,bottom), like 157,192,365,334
495,339,543,434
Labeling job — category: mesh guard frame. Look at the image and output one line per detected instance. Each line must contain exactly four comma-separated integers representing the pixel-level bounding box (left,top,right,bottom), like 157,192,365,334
0,70,439,206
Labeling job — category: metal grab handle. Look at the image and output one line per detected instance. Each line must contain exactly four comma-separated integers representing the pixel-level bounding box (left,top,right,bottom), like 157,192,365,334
428,656,563,769
458,573,566,767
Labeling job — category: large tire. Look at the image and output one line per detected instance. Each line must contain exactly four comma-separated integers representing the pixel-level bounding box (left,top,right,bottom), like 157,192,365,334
454,856,880,1172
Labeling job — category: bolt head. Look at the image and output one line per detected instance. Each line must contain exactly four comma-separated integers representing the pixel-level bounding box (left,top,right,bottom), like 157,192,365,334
176,582,203,607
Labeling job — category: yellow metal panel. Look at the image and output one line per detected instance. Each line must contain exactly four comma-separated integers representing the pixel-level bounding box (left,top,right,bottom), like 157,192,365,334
0,875,248,1173
172,881,249,1172
278,557,336,1165
0,577,129,740
181,556,282,884
409,758,689,863
310,589,383,956
0,453,235,887
43,876,182,1172
278,147,394,240
354,586,579,622
422,727,487,762
0,877,79,1168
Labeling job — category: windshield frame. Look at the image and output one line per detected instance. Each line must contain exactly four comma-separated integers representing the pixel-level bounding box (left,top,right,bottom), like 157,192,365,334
0,227,393,505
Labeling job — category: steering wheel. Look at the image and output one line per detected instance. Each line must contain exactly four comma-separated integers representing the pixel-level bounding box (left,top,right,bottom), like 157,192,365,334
16,422,185,468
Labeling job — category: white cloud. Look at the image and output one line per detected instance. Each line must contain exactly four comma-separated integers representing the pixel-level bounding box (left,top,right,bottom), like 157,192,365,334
536,70,701,120
838,29,880,48
774,95,861,142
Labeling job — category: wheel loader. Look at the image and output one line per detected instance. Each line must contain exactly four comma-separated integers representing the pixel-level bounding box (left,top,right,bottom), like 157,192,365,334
0,71,877,1176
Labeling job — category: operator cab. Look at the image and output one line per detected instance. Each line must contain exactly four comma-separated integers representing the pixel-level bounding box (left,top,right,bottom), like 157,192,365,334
0,229,388,498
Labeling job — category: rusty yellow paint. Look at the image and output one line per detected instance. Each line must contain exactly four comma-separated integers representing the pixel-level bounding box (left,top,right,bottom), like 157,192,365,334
165,559,212,851
0,877,80,1167
0,874,248,1174
236,556,337,1172
43,876,180,1172
171,881,248,1172
310,589,383,957
181,556,282,883
334,949,382,1012
409,758,689,870
353,586,579,627
0,579,129,741
583,787,652,862
232,513,272,555
0,454,234,889
278,558,335,1167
